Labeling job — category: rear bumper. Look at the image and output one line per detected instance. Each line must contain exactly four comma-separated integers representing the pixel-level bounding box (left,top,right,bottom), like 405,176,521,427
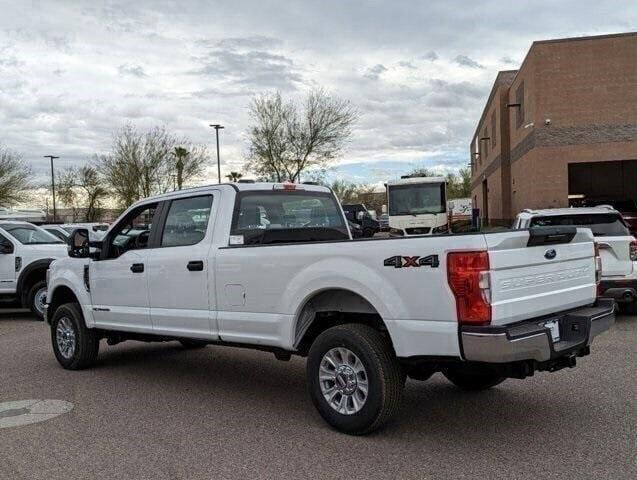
460,299,615,364
599,279,637,303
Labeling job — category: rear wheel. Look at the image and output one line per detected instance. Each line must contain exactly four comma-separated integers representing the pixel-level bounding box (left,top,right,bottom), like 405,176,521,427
307,324,404,435
51,303,100,370
619,300,637,315
27,280,48,320
363,228,375,238
443,365,506,391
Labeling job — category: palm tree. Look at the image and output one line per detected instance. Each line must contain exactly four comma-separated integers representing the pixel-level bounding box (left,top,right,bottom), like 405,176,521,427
226,171,243,182
172,147,189,190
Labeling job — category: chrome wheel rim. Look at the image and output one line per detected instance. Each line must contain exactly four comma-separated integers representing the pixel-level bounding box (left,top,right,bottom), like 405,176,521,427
56,317,76,359
34,287,47,315
319,347,368,415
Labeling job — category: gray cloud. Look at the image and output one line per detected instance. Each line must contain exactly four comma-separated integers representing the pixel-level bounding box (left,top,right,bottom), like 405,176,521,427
454,54,484,69
118,63,147,77
364,64,387,80
0,0,633,187
421,50,438,61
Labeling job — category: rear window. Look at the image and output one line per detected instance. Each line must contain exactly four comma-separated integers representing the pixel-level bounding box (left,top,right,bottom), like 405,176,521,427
231,191,349,245
529,214,630,236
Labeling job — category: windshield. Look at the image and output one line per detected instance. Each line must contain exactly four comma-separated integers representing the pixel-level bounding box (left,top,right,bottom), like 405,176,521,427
388,183,446,216
231,191,348,245
530,214,630,236
0,224,64,244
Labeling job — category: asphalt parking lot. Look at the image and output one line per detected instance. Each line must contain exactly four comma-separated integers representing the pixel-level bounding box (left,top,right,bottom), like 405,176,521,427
0,310,635,480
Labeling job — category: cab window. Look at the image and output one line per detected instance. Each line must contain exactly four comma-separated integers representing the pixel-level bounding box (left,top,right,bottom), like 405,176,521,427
161,196,213,247
106,204,158,258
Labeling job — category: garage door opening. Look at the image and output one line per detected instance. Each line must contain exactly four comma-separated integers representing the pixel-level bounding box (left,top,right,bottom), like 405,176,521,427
568,160,637,206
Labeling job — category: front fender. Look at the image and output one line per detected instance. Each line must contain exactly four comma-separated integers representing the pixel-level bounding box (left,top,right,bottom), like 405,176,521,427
47,266,95,327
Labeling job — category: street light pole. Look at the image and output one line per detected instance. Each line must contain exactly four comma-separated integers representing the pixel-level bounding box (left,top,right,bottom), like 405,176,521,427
209,124,224,183
43,155,59,222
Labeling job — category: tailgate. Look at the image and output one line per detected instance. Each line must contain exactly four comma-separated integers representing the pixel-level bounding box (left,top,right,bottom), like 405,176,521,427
596,236,634,276
486,227,597,326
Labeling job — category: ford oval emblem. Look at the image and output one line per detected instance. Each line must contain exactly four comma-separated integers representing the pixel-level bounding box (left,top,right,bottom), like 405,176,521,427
544,249,557,260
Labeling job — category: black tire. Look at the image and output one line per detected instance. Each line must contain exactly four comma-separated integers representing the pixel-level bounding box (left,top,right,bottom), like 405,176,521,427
442,366,506,391
307,324,404,435
363,228,375,238
179,339,208,349
26,280,48,320
619,300,637,315
51,302,100,370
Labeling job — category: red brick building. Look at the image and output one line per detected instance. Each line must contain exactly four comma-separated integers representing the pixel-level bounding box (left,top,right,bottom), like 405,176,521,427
470,32,637,225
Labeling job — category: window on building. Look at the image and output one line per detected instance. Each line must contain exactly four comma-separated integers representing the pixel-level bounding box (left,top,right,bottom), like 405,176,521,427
483,128,489,158
491,111,496,147
515,81,525,129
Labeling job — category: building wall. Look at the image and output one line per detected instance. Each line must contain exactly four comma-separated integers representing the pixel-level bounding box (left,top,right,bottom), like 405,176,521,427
472,32,637,222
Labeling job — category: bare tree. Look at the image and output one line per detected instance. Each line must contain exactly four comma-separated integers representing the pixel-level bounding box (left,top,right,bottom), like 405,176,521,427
0,146,32,206
246,89,358,182
56,169,81,221
56,163,109,222
329,179,360,204
97,124,207,207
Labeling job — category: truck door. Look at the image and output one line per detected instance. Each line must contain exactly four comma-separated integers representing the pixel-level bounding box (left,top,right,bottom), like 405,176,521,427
147,194,218,338
90,203,159,332
0,232,16,294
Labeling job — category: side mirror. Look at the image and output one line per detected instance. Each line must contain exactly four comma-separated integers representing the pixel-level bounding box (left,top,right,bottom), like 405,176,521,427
68,228,90,258
0,241,14,254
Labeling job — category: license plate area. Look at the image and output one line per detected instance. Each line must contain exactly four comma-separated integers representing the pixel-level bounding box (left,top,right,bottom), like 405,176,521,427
544,319,561,342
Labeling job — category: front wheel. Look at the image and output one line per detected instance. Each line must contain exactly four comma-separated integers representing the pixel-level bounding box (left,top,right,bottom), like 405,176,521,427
27,280,48,320
442,366,506,391
51,303,100,370
307,324,404,435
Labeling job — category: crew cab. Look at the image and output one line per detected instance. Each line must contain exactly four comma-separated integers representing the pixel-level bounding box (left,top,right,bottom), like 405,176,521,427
0,221,67,318
45,183,614,434
515,207,637,314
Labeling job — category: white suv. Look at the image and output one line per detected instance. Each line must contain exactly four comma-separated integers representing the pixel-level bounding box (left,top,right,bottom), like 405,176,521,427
0,221,67,318
515,206,637,313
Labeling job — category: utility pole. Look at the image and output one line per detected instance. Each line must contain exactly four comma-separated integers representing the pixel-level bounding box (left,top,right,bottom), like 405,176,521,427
43,155,59,222
209,124,224,183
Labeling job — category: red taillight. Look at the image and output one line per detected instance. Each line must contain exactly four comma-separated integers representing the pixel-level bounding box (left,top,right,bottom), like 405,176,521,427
630,240,637,262
447,251,491,325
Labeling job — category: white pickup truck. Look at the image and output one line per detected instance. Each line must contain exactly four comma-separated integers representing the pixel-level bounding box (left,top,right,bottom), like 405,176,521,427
0,221,67,318
45,183,614,434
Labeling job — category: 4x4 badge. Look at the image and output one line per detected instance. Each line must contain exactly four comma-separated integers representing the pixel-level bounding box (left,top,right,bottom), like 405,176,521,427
384,255,440,268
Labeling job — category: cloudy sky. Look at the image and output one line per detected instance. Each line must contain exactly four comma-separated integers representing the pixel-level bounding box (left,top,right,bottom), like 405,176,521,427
1,0,635,189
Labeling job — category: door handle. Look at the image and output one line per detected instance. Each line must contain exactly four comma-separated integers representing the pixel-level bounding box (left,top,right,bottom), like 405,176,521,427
187,260,204,271
130,263,144,273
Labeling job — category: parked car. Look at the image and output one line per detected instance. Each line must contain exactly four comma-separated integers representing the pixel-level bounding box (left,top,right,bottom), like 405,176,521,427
0,221,67,318
42,223,108,242
578,199,637,236
342,203,379,237
46,182,613,434
347,220,364,238
515,206,637,313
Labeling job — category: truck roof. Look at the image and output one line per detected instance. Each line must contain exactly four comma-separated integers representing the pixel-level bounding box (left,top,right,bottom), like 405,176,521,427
386,176,446,186
131,182,333,206
517,206,619,218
